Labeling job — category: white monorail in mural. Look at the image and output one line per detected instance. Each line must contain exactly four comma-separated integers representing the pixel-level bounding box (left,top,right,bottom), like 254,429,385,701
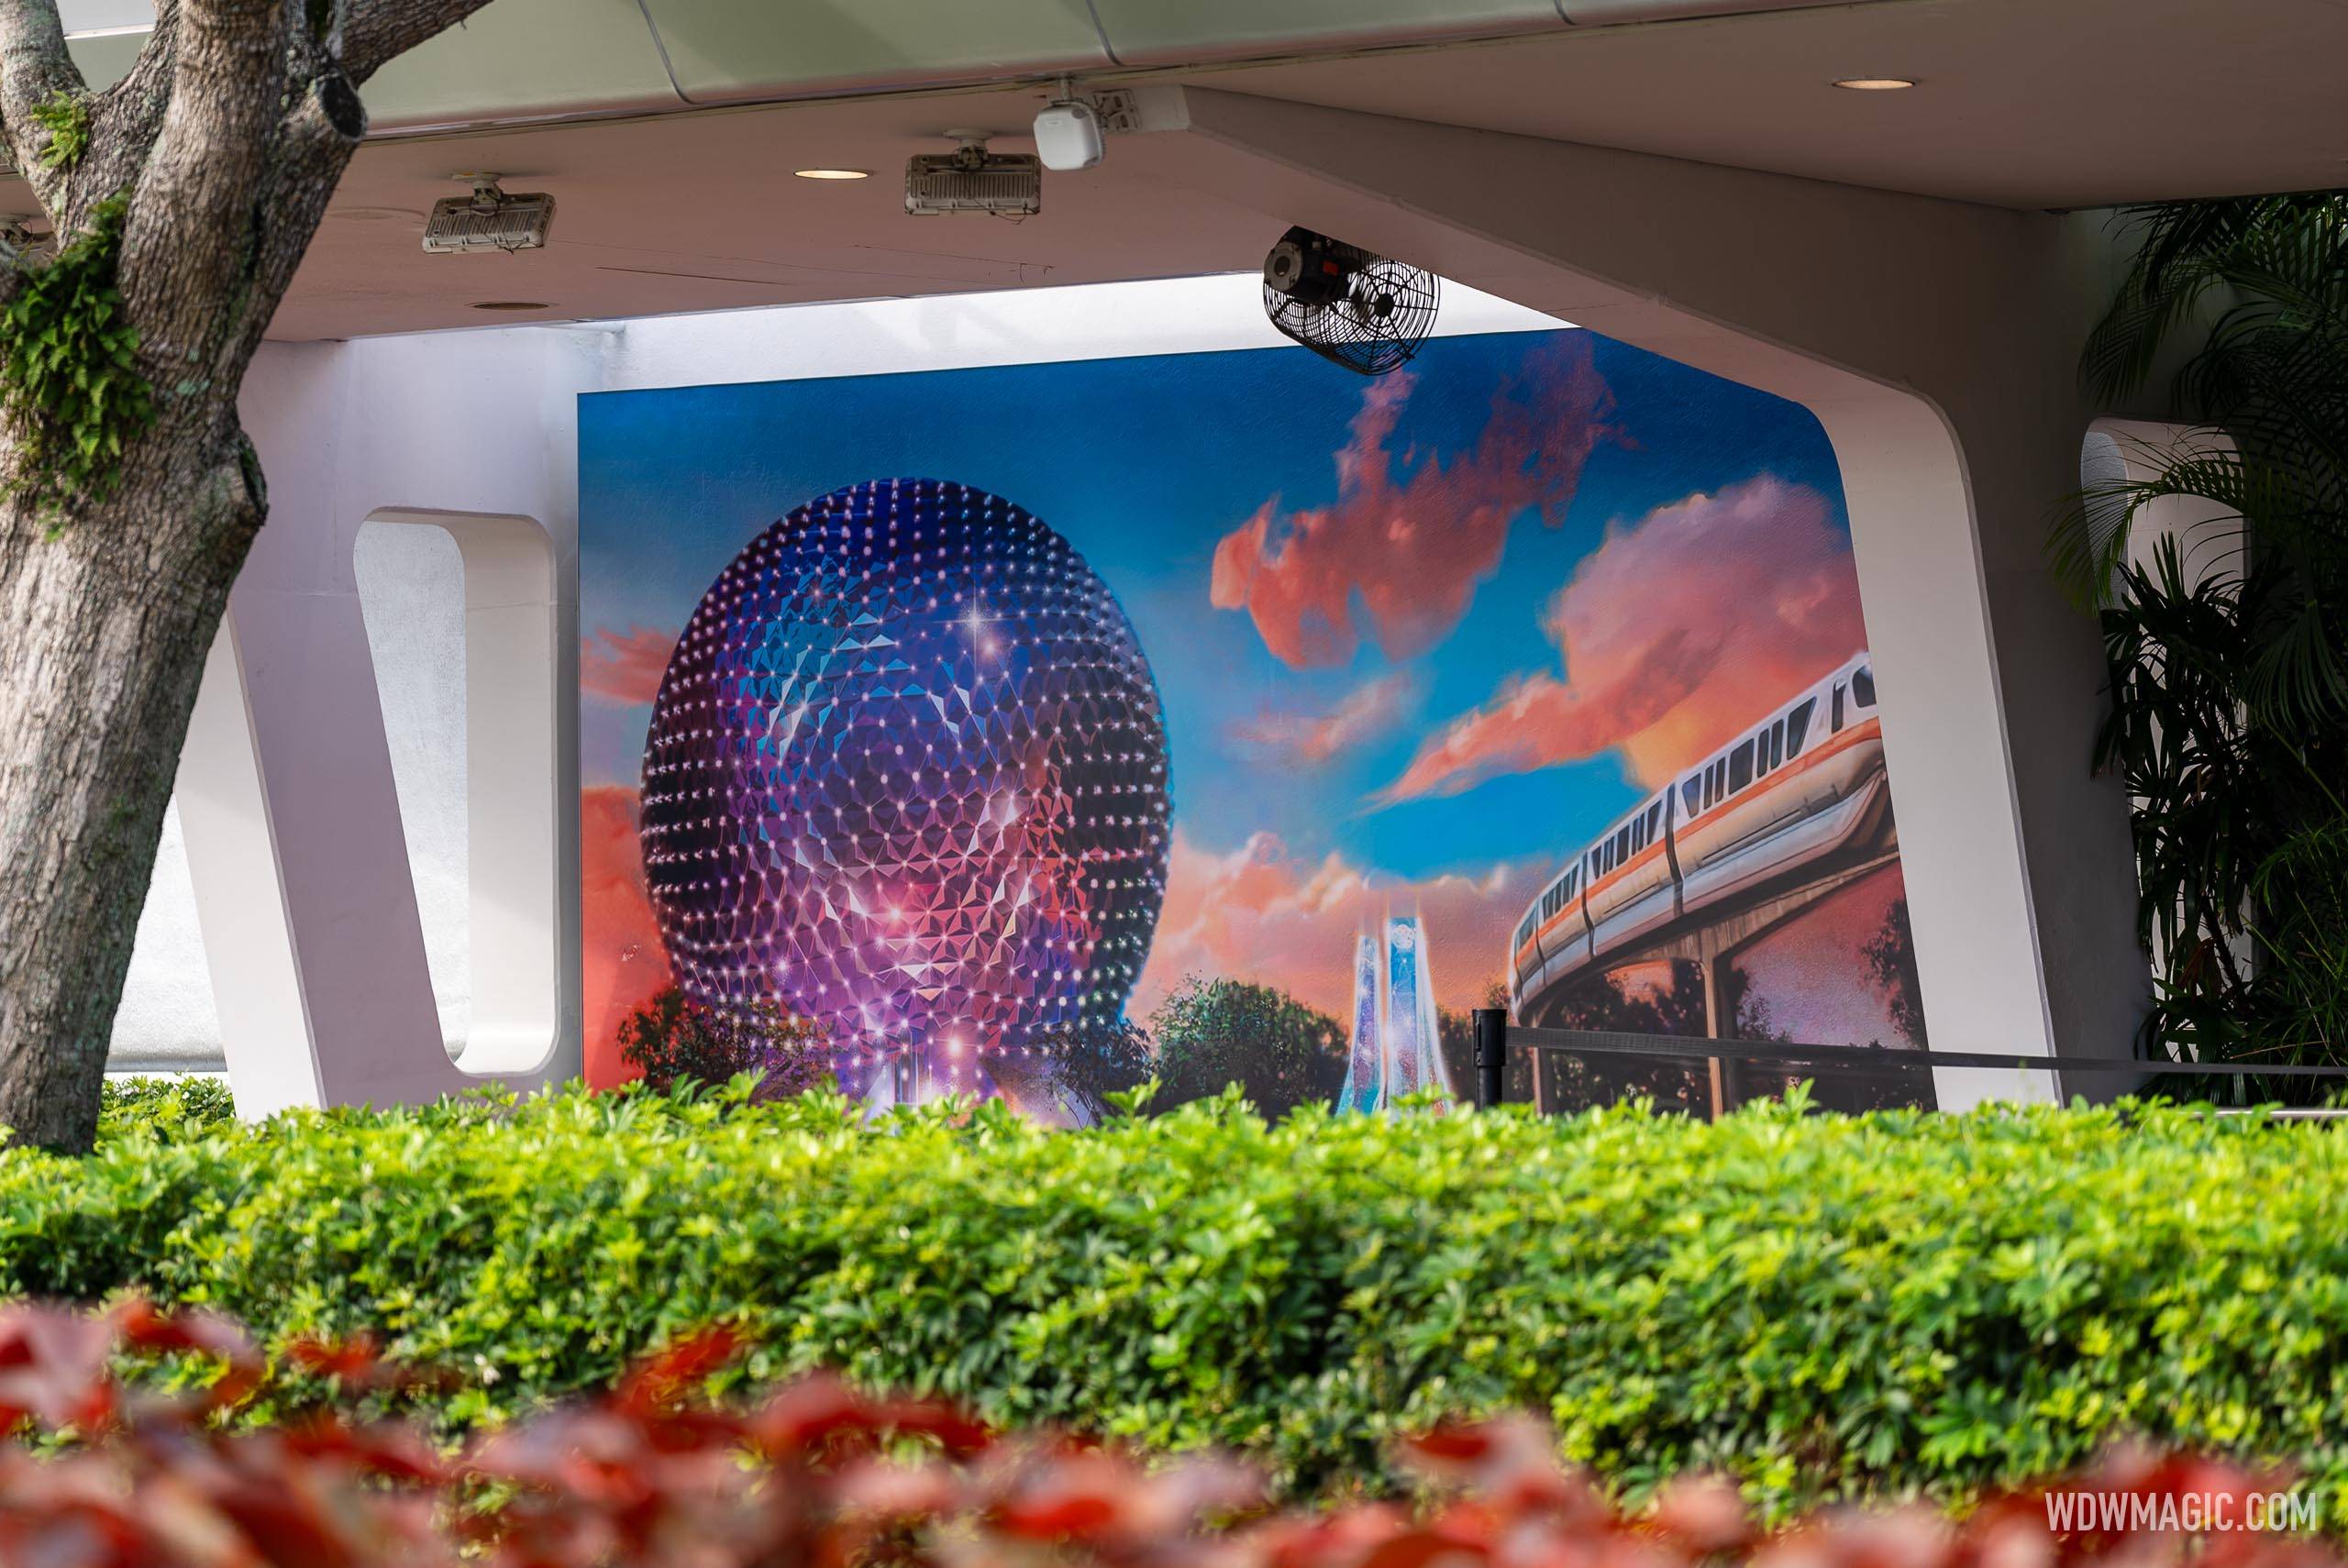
1509,652,1890,1021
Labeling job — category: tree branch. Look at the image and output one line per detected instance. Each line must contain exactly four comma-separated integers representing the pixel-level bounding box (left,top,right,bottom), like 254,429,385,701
218,79,363,376
339,0,497,83
0,0,85,217
116,0,292,391
75,1,183,226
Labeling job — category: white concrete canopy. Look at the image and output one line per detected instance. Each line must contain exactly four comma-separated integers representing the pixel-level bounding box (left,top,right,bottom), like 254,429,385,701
18,0,2342,342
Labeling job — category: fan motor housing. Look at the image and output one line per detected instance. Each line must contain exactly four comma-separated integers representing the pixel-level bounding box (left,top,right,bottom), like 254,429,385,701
1263,226,1374,308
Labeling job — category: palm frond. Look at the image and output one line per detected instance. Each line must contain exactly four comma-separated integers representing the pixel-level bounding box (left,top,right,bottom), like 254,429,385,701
2245,594,2348,728
2084,193,2348,405
2067,192,2348,1086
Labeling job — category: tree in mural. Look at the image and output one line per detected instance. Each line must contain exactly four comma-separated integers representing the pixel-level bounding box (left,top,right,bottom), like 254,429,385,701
1148,977,1346,1118
615,988,830,1101
1436,977,1521,1100
1545,960,1778,1038
1537,955,1934,1115
1022,1019,1157,1121
1435,978,1505,1095
1863,898,1928,1049
1534,963,1706,1115
0,0,502,1150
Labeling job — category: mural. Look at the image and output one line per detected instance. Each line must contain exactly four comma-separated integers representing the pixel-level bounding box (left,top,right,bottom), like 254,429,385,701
580,326,1932,1119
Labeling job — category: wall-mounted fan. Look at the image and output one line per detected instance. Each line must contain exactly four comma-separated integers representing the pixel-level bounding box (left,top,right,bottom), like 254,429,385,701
1261,226,1440,376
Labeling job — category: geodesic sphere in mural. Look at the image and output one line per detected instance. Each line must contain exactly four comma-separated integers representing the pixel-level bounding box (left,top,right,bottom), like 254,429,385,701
637,478,1170,1082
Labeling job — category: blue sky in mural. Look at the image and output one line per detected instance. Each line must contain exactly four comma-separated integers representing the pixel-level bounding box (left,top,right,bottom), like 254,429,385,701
581,328,1844,881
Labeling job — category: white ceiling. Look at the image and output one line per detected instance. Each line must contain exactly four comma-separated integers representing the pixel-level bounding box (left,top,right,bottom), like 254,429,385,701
1207,0,2348,211
12,0,2343,340
277,88,1278,339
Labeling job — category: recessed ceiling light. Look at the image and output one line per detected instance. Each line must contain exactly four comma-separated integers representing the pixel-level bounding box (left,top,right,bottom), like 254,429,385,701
471,301,550,312
793,168,871,181
1833,77,1917,91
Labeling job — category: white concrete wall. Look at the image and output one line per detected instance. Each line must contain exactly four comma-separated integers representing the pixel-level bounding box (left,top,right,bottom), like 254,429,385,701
111,805,222,1072
355,522,472,1058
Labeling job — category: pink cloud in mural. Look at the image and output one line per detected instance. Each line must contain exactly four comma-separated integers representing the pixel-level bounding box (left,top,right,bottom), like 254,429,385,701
1379,475,1866,802
1131,827,1523,1021
581,624,677,704
1209,335,1618,668
581,784,670,1086
1230,672,1414,766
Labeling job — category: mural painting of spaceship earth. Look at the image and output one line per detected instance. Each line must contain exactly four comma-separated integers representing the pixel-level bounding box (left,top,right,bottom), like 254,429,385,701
581,326,1938,1121
637,480,1168,1110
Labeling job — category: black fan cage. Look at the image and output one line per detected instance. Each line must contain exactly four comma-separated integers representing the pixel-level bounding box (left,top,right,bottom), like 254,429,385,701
1265,258,1440,376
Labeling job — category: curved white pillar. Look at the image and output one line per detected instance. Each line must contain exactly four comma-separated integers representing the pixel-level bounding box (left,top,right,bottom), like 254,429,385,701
178,334,594,1114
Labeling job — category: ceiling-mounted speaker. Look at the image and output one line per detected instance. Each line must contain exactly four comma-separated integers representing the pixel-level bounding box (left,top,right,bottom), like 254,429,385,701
1261,225,1440,377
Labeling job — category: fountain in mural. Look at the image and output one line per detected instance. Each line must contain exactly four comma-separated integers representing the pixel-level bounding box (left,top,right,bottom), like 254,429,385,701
1335,913,1456,1115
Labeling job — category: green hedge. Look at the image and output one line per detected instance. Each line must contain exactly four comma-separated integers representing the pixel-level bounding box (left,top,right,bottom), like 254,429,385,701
98,1075,238,1144
13,1082,2348,1520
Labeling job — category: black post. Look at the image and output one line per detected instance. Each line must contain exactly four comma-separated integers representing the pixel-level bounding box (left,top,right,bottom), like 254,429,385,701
1471,1008,1509,1110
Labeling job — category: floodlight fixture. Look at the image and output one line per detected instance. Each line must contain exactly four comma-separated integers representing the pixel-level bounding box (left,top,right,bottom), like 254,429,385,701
904,132,1041,217
423,173,556,254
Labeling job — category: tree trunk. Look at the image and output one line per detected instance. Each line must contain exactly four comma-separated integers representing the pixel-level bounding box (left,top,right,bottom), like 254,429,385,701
0,0,499,1151
0,435,260,1150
